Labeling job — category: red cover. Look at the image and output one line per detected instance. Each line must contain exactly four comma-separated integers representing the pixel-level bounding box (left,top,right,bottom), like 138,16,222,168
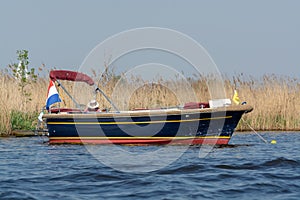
184,102,209,109
50,108,82,113
49,70,95,86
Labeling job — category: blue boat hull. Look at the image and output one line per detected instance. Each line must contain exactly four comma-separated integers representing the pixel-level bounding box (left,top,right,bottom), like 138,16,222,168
45,106,252,145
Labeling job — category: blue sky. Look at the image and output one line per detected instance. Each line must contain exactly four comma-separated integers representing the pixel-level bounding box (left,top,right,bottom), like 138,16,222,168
0,0,299,77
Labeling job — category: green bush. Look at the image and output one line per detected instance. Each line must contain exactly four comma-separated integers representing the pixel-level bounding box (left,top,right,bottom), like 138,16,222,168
10,110,37,131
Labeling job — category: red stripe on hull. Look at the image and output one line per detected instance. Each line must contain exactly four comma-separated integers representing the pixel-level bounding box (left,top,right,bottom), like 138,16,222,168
49,138,230,145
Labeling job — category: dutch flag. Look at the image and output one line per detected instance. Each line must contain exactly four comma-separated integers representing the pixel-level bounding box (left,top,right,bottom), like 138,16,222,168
46,80,61,110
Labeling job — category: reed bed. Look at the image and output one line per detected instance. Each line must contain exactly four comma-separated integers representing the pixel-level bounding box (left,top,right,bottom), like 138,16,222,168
231,74,300,131
1,71,300,135
0,72,48,135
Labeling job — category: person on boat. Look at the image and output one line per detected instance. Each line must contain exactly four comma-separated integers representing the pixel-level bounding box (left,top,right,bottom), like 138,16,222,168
85,99,100,112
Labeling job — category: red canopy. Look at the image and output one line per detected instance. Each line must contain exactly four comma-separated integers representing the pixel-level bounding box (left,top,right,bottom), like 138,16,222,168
49,70,95,86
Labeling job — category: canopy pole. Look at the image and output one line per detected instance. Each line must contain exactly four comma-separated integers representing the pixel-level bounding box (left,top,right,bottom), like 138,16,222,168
95,87,119,112
56,80,81,109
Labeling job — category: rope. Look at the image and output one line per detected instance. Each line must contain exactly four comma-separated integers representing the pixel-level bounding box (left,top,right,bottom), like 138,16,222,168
241,118,268,143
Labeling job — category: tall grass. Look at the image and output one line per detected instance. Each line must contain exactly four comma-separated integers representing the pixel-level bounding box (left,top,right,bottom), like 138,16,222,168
231,74,300,131
1,71,300,135
0,72,47,135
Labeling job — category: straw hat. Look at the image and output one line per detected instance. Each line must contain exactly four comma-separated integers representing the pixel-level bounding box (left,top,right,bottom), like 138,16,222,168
87,99,99,109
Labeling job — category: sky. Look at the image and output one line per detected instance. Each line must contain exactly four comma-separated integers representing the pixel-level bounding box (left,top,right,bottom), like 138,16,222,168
0,0,299,78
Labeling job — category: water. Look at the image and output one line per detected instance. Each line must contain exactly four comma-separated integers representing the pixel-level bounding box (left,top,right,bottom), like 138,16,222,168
0,132,300,200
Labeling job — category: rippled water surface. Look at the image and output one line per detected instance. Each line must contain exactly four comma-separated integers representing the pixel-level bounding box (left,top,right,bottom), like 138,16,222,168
1,132,300,200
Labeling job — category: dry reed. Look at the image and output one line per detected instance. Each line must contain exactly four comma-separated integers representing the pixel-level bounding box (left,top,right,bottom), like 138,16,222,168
231,74,300,131
1,71,300,135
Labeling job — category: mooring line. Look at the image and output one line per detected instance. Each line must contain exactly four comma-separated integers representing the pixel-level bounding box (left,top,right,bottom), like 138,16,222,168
241,118,268,144
34,119,48,143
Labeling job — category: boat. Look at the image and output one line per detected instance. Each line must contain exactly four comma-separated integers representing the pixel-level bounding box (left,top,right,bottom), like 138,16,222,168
42,70,253,145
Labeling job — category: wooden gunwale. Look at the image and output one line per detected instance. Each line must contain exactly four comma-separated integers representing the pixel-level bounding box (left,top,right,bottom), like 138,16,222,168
43,105,253,119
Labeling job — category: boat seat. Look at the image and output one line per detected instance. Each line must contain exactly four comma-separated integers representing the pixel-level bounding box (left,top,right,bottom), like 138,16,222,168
183,102,209,109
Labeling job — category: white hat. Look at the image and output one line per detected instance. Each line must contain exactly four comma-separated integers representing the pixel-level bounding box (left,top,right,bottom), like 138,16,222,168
87,100,99,109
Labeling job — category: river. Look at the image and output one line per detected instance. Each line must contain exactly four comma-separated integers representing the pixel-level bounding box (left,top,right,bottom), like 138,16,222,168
0,132,299,199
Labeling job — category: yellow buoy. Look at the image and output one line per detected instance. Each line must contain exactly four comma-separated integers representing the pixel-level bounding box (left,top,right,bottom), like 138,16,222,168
271,140,277,144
